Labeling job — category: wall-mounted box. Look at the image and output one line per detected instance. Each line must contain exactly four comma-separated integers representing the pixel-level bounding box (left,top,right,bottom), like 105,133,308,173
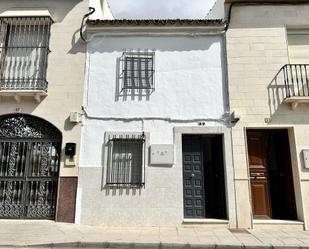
69,112,80,123
150,144,174,165
65,143,76,157
303,149,309,169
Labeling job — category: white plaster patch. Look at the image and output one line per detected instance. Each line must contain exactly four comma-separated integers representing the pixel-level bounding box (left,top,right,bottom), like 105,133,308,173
74,187,82,224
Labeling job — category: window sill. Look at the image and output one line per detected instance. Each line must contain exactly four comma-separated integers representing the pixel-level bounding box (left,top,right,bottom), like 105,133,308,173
0,90,47,103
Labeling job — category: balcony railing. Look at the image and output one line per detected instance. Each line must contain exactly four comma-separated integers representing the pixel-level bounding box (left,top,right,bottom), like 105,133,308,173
0,17,52,92
281,64,309,98
271,64,309,109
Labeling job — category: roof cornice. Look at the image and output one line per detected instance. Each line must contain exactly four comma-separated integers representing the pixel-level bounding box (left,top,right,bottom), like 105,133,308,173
225,0,309,3
87,19,225,27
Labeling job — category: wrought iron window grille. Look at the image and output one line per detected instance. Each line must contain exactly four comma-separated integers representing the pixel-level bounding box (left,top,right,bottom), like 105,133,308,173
0,17,52,91
119,49,155,93
106,134,145,188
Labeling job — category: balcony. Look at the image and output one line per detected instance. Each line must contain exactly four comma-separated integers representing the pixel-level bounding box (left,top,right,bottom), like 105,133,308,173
275,64,309,109
0,16,52,102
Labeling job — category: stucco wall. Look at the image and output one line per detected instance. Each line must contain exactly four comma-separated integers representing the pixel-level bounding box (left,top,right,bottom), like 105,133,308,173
227,4,309,229
0,0,87,177
77,34,234,226
84,36,226,120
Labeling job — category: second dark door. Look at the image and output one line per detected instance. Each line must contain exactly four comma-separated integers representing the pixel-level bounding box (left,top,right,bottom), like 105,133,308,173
247,129,297,220
182,135,226,219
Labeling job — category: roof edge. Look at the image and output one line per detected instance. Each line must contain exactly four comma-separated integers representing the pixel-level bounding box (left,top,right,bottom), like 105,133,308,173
86,19,225,27
225,0,309,3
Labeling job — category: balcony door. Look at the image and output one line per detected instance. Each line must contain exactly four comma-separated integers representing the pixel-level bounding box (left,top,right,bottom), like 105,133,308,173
0,16,51,91
288,31,309,64
247,129,297,220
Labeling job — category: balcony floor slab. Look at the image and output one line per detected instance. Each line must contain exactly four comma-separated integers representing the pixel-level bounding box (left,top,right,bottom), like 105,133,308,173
0,90,47,103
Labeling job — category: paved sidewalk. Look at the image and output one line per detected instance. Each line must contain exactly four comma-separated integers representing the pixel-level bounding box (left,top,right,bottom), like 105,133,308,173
0,221,309,248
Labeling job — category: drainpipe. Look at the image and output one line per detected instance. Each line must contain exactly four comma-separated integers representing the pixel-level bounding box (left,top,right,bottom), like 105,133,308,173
80,7,96,42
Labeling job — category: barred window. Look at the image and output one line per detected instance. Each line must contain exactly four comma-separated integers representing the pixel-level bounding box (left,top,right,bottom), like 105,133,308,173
0,17,52,91
106,136,145,187
119,50,155,91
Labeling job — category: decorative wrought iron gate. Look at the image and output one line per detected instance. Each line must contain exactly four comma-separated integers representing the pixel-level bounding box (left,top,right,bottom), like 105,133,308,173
0,115,61,219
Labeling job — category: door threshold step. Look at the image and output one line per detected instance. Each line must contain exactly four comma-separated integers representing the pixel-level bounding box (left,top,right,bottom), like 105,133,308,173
183,218,229,224
253,219,303,225
253,219,304,230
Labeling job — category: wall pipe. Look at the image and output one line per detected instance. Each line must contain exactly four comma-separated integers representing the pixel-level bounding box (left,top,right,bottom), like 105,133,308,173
80,7,96,42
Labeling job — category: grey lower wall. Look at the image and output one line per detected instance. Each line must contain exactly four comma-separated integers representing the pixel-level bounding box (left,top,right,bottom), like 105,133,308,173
76,125,236,227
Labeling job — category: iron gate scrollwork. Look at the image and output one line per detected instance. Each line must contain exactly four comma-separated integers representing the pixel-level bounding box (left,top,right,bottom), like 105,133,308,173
0,114,61,219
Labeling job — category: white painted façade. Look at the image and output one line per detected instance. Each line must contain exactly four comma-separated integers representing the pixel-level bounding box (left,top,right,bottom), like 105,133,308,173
76,2,236,227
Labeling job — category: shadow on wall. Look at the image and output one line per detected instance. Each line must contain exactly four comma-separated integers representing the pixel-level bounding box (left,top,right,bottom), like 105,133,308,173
115,57,153,102
88,36,218,54
64,116,78,131
68,28,86,55
0,1,85,55
267,68,286,117
0,97,43,116
88,36,222,102
0,0,82,23
104,187,142,196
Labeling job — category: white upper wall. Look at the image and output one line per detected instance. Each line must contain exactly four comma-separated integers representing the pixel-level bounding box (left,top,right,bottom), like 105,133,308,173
85,35,227,120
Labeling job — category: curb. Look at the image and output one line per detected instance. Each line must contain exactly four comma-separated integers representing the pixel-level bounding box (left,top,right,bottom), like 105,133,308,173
0,242,307,249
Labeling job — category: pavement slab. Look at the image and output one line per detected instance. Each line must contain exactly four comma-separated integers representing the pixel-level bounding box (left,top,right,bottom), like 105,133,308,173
0,221,309,248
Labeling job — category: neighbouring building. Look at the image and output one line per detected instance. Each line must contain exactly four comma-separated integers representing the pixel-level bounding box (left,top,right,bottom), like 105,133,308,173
0,0,87,222
225,0,309,230
76,3,237,227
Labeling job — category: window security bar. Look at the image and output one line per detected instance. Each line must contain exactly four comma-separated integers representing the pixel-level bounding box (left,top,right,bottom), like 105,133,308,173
106,135,145,187
0,17,52,91
119,49,155,92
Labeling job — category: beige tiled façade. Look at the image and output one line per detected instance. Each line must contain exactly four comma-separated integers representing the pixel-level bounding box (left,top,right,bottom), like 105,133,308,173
226,3,309,229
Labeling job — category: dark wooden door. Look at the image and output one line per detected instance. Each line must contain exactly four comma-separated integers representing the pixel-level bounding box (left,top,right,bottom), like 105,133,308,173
247,131,272,219
182,135,227,219
182,135,206,218
183,151,205,218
